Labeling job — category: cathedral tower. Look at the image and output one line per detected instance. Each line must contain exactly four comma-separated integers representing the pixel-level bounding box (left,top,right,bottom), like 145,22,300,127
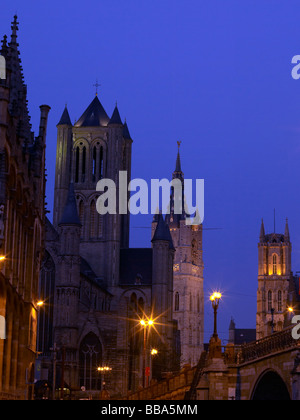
256,219,292,339
53,95,133,289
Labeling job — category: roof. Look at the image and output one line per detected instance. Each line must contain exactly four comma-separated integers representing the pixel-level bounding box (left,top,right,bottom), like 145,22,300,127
74,96,110,127
57,106,72,126
58,183,81,226
108,105,122,125
119,248,153,286
123,121,132,140
80,257,112,294
152,213,175,249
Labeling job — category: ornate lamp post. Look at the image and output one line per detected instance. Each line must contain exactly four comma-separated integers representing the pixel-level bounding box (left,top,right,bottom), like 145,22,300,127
140,318,154,388
210,292,222,339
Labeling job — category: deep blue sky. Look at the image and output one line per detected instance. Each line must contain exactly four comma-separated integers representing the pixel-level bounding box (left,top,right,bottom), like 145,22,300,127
1,0,300,344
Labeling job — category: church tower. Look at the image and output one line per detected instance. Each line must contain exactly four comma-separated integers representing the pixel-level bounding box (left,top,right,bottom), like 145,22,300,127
256,219,292,339
164,145,204,367
53,95,133,290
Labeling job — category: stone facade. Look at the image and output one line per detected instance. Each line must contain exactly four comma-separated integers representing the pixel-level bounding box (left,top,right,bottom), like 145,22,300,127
0,17,50,399
256,219,293,339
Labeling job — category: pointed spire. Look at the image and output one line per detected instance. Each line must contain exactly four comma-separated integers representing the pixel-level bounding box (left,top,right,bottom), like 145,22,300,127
123,120,132,140
108,104,122,125
58,183,81,226
260,219,265,242
10,15,19,46
285,218,290,242
152,213,175,250
175,141,182,172
57,106,72,126
75,96,110,127
0,35,8,57
173,141,184,182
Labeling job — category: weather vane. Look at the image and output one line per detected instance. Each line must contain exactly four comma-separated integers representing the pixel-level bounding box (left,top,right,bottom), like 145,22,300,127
177,141,182,150
93,79,101,96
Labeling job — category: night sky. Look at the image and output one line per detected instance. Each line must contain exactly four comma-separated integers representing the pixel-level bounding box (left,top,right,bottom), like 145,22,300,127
1,0,300,344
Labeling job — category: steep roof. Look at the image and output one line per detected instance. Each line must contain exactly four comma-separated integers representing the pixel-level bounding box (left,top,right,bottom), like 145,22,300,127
57,106,72,126
108,105,122,125
152,213,175,250
123,121,132,140
58,183,81,226
74,96,110,127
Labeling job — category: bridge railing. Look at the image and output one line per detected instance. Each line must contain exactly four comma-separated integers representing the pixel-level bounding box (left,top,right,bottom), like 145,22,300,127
224,326,299,365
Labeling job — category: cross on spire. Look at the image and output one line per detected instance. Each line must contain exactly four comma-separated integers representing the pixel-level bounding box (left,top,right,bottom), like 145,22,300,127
93,79,101,96
177,140,182,151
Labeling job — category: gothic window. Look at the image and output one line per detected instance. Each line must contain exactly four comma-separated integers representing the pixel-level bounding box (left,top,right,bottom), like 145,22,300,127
92,147,97,182
38,251,55,353
197,294,200,313
278,291,282,312
82,147,86,182
273,254,277,275
78,200,84,225
79,333,102,391
92,144,104,182
268,290,273,312
75,147,80,183
99,146,104,179
190,293,193,311
175,292,179,312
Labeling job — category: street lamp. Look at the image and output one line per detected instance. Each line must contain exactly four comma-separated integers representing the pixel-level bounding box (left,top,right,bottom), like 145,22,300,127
139,318,154,388
210,292,222,339
0,256,5,262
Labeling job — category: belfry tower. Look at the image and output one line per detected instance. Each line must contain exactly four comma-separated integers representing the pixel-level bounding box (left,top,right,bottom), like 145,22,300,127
164,144,204,367
256,219,292,339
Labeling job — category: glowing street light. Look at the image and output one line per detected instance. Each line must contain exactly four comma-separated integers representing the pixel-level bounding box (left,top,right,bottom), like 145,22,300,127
0,256,6,262
37,301,44,307
139,317,155,388
210,292,222,339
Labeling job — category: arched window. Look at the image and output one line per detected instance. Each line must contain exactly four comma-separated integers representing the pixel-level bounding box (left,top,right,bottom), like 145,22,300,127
273,255,277,275
99,146,104,179
79,333,102,391
82,147,86,182
268,291,273,312
92,147,97,182
75,147,80,183
138,297,144,316
78,200,84,225
175,292,179,312
278,291,282,312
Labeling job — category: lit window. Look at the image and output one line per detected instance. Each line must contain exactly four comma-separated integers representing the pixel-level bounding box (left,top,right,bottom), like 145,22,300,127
268,290,273,312
273,255,277,275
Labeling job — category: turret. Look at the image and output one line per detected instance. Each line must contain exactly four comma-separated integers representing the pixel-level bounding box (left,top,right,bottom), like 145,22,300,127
54,183,81,348
53,106,73,228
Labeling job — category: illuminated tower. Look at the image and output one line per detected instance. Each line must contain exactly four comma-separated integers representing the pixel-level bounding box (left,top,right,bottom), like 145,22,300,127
164,145,204,367
256,219,292,339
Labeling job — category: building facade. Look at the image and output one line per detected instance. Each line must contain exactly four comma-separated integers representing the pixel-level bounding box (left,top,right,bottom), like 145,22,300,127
0,17,50,399
256,219,293,339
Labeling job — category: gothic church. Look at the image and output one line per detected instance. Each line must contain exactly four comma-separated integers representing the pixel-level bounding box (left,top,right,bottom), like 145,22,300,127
38,93,204,398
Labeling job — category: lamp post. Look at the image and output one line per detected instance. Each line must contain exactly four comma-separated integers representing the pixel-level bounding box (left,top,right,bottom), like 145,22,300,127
140,318,153,388
210,292,222,339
